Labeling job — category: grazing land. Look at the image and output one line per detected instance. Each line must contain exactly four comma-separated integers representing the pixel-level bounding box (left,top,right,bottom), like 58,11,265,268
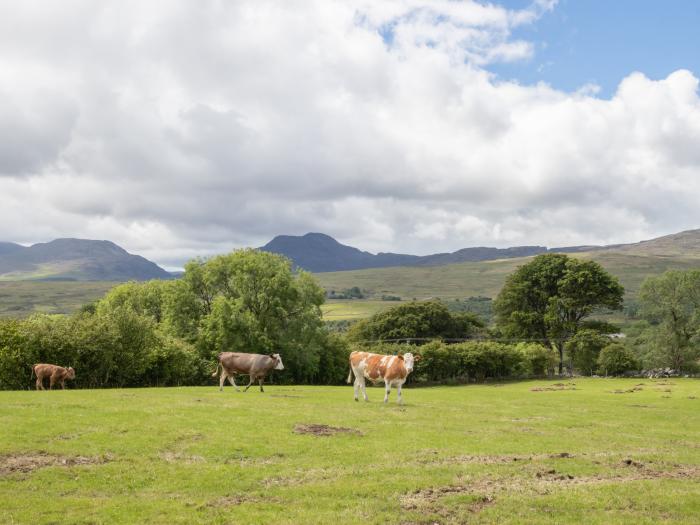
1,379,698,524
321,300,402,320
315,251,700,302
0,281,116,317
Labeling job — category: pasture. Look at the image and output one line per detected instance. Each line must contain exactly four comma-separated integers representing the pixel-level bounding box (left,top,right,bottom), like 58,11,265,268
1,379,698,524
321,300,400,320
0,281,115,318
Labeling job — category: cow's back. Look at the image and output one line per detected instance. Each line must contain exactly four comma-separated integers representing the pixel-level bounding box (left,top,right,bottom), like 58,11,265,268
219,352,269,375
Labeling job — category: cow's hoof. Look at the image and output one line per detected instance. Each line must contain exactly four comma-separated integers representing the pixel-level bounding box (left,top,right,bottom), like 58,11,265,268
354,398,358,402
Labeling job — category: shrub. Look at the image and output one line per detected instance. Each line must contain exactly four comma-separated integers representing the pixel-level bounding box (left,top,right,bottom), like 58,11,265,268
597,343,638,376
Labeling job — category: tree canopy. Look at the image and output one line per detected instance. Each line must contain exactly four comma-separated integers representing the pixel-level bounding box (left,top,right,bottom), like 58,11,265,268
494,254,624,374
638,269,700,371
348,299,485,343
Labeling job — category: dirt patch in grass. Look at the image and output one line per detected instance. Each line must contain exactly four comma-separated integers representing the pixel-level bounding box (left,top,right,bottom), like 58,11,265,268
293,423,362,436
270,394,303,398
419,452,576,465
530,383,577,392
0,453,110,475
400,463,700,518
610,386,644,394
160,451,205,464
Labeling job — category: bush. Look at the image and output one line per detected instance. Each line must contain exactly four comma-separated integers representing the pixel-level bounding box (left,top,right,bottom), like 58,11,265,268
597,343,638,376
412,341,528,382
515,343,557,376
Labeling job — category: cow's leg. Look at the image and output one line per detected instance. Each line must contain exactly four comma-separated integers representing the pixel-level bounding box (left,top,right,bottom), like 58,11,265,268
228,374,240,391
397,383,403,405
35,377,44,391
61,379,66,390
259,378,264,393
353,376,360,401
49,374,56,390
219,372,227,391
384,381,391,403
360,377,369,402
244,375,256,392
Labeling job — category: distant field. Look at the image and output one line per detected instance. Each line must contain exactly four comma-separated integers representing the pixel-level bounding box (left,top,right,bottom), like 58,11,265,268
0,281,116,317
316,251,700,302
1,379,698,524
1,250,699,320
321,300,401,320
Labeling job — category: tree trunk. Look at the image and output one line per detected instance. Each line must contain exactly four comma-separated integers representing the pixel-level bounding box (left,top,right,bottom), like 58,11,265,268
557,342,564,376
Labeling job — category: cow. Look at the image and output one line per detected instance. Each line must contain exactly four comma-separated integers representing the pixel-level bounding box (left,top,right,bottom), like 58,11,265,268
31,363,75,390
212,352,284,392
347,351,418,404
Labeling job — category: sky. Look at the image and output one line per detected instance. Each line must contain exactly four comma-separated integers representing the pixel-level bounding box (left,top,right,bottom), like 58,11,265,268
1,0,699,269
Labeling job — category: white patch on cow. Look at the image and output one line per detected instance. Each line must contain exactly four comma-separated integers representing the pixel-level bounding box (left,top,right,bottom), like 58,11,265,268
403,353,416,372
272,353,285,370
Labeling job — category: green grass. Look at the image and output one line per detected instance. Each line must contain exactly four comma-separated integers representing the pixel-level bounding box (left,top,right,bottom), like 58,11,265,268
1,379,698,524
316,251,700,302
0,281,117,317
321,300,402,320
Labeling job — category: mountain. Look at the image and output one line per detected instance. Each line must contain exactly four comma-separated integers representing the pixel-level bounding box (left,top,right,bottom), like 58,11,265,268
0,239,172,281
261,229,700,273
314,229,700,302
261,233,567,272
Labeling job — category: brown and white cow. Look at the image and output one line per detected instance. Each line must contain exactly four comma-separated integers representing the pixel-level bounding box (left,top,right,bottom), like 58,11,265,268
31,363,75,390
347,351,418,404
212,352,284,392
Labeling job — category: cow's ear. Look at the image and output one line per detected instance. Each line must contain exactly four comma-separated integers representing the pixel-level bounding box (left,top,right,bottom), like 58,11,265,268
397,354,404,360
414,355,421,362
269,354,276,359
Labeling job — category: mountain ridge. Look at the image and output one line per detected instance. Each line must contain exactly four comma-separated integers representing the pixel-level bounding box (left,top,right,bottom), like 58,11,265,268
0,238,171,281
260,230,700,272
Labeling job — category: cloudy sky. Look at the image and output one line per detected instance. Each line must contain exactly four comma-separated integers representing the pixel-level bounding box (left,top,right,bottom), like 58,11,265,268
1,0,700,268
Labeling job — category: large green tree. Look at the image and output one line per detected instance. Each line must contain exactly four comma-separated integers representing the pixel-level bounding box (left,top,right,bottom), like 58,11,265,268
348,299,484,343
494,254,624,374
638,269,700,371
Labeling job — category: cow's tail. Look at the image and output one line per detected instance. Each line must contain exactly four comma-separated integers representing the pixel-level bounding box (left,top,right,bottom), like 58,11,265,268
211,355,222,378
346,367,354,384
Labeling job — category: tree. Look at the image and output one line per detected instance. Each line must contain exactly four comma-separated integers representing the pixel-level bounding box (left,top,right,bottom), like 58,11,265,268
638,270,700,371
494,254,624,375
347,300,484,343
597,342,638,376
565,329,610,376
182,249,327,382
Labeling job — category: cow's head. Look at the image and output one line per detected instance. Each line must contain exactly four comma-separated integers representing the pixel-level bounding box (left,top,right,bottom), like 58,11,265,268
402,353,417,372
269,353,284,370
66,367,76,379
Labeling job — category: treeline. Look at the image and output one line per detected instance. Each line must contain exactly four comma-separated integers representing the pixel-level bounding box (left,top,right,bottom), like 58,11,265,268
0,250,349,389
1,252,698,390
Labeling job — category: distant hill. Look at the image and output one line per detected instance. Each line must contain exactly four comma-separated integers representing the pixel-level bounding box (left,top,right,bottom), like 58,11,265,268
261,232,549,272
315,235,700,303
0,239,171,281
261,229,700,273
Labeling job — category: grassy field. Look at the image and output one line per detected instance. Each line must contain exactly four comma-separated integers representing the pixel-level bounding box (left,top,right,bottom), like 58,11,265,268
316,251,700,302
1,379,698,524
321,300,402,320
0,281,116,317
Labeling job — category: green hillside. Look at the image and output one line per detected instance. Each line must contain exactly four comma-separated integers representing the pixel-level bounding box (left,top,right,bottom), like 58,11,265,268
315,250,700,302
0,281,116,317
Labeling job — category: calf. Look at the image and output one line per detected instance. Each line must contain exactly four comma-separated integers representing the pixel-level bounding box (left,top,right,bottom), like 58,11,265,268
31,363,75,390
347,351,418,404
212,352,284,392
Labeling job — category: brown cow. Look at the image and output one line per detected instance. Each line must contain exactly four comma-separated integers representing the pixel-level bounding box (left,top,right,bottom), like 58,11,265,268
347,351,418,404
31,363,75,390
211,352,284,392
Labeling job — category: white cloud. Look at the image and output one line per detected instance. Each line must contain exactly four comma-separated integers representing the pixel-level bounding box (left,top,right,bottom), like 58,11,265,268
0,0,698,266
